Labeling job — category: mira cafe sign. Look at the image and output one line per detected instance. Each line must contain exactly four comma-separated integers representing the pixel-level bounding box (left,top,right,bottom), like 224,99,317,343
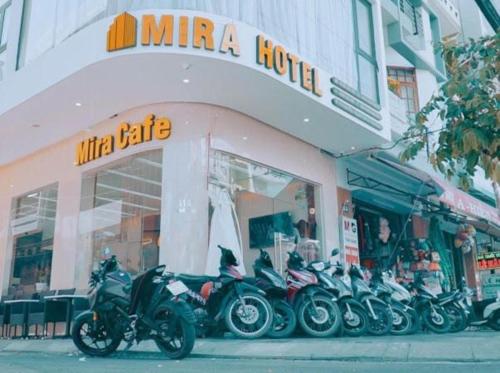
106,12,322,97
75,114,170,166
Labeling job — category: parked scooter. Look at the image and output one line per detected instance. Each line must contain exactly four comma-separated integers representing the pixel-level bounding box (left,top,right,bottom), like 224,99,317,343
345,265,393,336
307,250,369,337
460,279,500,331
407,279,451,333
250,249,297,338
381,271,421,334
72,252,196,359
437,288,468,333
286,251,342,337
178,245,274,339
370,271,417,335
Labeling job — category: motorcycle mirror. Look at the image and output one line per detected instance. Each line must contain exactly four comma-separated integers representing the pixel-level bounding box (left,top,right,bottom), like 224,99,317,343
331,248,340,256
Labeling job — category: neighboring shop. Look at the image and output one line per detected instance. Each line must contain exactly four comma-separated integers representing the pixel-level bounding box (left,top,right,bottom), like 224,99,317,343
337,153,500,297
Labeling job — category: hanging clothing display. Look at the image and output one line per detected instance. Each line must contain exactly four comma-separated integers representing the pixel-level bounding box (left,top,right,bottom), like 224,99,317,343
205,187,246,276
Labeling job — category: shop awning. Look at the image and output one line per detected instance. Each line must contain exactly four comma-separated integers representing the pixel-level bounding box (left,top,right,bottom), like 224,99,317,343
465,218,500,238
434,177,500,228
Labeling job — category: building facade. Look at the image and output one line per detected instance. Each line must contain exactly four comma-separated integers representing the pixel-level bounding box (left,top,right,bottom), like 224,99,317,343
0,0,498,299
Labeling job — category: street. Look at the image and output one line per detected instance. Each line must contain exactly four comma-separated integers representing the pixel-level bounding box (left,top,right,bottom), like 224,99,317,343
0,352,499,373
1,330,500,372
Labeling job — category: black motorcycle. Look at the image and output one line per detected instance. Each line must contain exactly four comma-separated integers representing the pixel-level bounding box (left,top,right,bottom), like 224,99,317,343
177,245,273,339
307,251,369,337
345,265,393,336
437,289,468,333
407,279,451,334
72,254,196,359
250,249,297,338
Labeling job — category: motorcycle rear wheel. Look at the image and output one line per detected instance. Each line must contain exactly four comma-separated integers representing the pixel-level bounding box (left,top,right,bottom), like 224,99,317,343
297,295,341,337
225,292,273,339
267,300,297,338
153,301,196,360
341,300,368,337
71,313,121,357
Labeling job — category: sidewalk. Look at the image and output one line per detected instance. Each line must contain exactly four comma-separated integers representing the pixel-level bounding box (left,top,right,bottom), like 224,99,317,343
1,330,499,362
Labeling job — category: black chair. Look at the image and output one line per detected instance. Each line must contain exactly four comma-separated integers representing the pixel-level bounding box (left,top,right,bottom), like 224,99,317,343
26,300,44,337
71,297,90,319
8,302,27,338
57,288,76,296
0,301,9,337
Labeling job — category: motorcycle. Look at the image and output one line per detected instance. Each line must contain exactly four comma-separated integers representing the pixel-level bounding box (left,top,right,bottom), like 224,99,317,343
307,250,369,337
177,245,273,339
344,265,393,336
250,249,297,338
437,289,468,333
72,253,196,359
407,279,451,333
461,279,500,331
381,271,421,334
287,251,342,337
370,271,416,335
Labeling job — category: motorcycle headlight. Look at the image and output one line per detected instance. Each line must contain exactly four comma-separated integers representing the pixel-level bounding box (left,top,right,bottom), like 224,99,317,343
311,262,325,272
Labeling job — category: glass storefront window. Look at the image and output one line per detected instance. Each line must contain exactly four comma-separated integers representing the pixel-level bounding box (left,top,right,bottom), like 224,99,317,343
9,183,58,297
78,150,162,276
207,150,322,276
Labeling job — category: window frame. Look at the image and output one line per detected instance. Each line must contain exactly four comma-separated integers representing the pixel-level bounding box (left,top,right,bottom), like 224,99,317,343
387,65,419,118
0,0,12,53
352,0,380,104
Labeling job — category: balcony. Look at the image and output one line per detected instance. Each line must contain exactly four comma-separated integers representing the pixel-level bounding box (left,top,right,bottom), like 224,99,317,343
382,0,447,82
426,0,461,36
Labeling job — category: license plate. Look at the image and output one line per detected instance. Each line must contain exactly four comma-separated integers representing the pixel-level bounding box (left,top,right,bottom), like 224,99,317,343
166,280,189,296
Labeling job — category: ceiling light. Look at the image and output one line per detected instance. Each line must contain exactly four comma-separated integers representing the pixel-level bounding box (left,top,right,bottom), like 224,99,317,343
242,136,248,141
351,146,356,150
75,102,82,107
185,120,189,125
303,118,310,123
182,78,190,84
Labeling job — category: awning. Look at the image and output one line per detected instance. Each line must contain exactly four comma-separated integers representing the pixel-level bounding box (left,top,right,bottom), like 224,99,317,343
435,177,500,228
465,218,500,238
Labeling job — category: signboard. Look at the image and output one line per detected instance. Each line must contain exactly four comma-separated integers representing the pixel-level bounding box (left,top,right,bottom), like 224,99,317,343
340,216,359,266
478,252,500,270
480,271,500,299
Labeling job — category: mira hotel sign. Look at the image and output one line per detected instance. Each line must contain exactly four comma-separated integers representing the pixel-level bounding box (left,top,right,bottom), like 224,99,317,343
106,12,322,97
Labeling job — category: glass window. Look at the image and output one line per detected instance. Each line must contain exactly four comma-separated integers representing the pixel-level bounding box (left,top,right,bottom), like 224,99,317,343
353,0,379,103
0,1,10,48
387,66,419,120
18,0,106,68
207,150,322,276
78,150,162,275
9,184,58,298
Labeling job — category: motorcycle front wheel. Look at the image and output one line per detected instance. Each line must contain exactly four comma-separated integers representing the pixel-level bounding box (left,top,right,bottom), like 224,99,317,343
488,310,500,331
444,303,467,333
297,295,341,337
71,312,121,357
390,303,413,335
366,303,393,336
153,301,196,360
225,292,273,339
267,300,297,338
422,305,451,334
341,299,368,337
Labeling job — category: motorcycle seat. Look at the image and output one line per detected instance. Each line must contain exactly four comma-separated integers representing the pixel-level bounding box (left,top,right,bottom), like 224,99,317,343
177,274,215,284
437,293,456,303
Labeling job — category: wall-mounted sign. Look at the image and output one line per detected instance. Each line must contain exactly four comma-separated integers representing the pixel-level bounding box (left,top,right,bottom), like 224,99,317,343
75,114,171,166
106,12,321,97
478,252,500,270
340,216,359,266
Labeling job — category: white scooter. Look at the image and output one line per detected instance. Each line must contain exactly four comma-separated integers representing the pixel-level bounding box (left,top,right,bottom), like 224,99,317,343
461,280,500,331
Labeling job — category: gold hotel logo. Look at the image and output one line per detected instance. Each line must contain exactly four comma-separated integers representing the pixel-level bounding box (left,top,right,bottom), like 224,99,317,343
107,12,137,51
